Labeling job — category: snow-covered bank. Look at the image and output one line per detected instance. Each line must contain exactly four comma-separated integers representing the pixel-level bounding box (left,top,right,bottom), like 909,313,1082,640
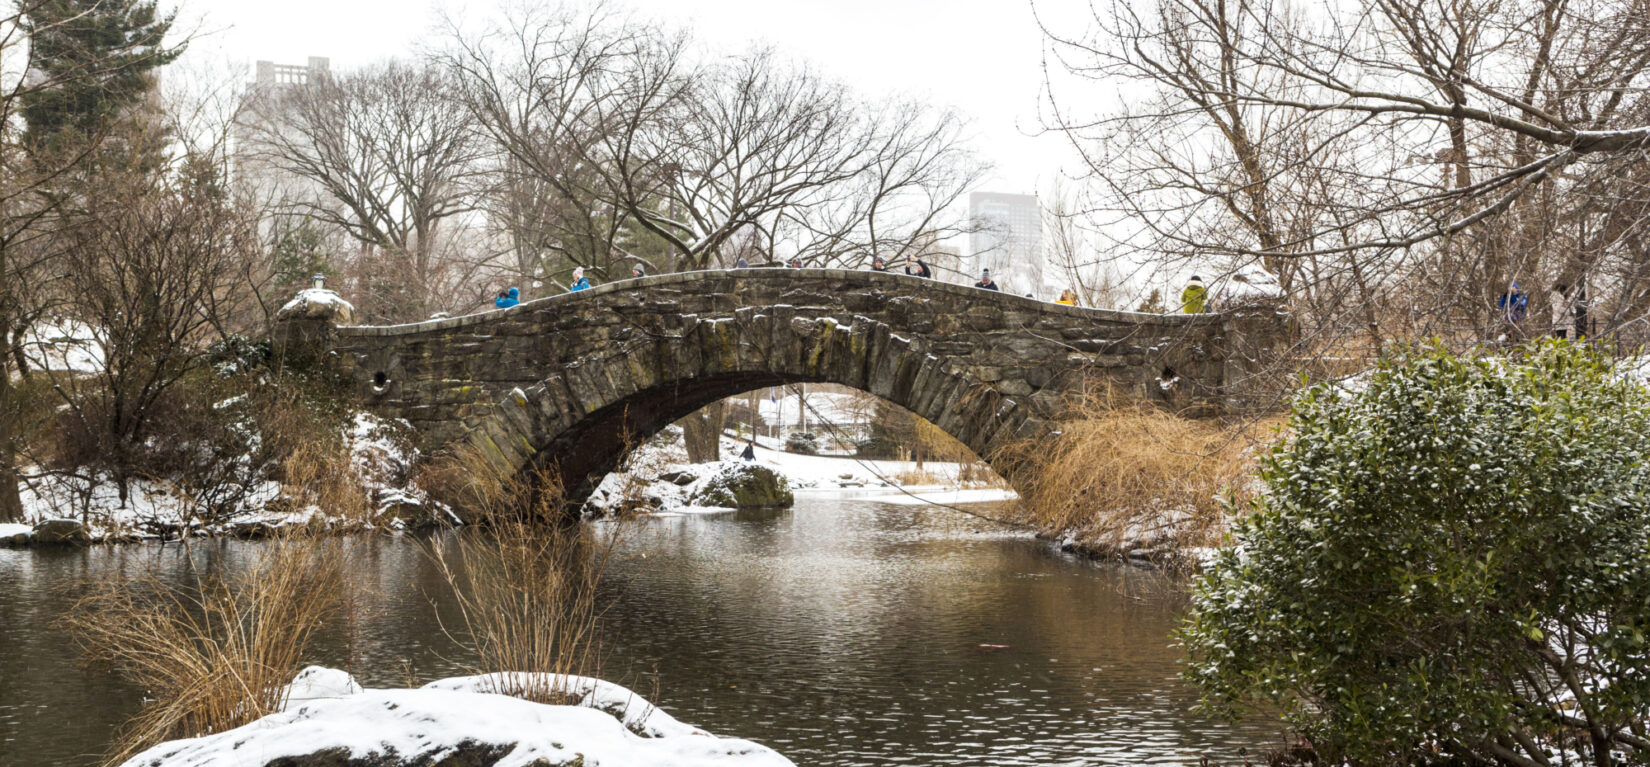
124,667,793,767
585,431,1014,517
2,411,447,546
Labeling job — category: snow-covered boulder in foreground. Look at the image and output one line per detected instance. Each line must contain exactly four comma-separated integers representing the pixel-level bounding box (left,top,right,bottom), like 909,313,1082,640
122,667,793,767
688,463,794,509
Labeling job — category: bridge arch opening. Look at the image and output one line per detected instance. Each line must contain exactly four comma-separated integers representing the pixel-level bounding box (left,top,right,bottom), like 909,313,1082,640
511,370,1020,509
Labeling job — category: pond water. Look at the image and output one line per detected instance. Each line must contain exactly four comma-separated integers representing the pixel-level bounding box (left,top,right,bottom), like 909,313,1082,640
0,496,1283,766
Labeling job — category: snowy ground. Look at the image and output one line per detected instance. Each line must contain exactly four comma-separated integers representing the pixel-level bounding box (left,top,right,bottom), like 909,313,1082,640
752,388,872,447
15,320,103,376
586,431,1016,517
123,666,792,767
3,411,440,544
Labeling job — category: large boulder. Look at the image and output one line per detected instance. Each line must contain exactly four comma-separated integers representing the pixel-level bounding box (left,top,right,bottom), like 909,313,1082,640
32,518,89,545
689,464,794,509
121,668,793,767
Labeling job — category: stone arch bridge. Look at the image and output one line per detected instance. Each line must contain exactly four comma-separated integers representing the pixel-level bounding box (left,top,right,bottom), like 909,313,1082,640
279,269,1291,505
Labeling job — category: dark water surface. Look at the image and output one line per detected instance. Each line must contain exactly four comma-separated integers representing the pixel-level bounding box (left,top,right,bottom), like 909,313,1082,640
0,497,1283,766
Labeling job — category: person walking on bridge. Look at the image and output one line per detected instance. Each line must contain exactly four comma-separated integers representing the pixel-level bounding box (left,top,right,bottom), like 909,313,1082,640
974,268,999,291
870,256,888,272
494,287,519,308
631,263,646,279
568,267,592,292
1056,289,1078,306
1180,275,1207,313
904,257,931,278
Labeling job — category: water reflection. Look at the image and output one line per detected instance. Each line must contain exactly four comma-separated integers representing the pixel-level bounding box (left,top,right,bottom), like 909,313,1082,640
0,498,1281,766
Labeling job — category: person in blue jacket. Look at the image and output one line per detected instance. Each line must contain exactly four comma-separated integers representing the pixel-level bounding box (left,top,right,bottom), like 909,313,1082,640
1498,282,1528,324
494,287,519,308
568,266,592,292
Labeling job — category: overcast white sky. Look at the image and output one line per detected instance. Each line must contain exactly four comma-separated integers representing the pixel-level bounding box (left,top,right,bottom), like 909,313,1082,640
179,0,1096,197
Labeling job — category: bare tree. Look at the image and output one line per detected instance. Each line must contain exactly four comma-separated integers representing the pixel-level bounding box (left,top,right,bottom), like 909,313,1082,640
443,4,987,461
46,155,258,499
243,59,488,322
0,0,186,521
1041,0,1650,350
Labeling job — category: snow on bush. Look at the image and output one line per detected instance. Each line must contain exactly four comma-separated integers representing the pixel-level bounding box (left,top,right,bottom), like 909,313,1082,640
1182,341,1650,764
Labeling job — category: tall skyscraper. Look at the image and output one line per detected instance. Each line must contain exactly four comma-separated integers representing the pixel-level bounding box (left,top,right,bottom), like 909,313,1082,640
968,192,1044,295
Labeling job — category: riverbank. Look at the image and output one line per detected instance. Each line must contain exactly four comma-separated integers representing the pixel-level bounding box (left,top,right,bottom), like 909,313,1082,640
0,410,450,547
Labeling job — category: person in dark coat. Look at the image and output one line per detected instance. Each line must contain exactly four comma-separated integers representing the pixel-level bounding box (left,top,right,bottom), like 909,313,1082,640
975,268,999,291
788,257,803,268
870,256,888,272
740,439,756,462
494,287,520,308
904,258,932,278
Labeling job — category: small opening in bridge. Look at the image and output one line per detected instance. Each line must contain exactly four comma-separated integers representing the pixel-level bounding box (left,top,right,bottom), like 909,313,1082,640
373,372,387,387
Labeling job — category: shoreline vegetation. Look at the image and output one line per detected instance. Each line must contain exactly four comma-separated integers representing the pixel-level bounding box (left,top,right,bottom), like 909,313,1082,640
999,396,1284,572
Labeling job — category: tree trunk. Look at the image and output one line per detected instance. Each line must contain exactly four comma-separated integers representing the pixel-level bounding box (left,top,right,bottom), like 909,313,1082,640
679,401,726,464
0,361,22,524
8,327,27,382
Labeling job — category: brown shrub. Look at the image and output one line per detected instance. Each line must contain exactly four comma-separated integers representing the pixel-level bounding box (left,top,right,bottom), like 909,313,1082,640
280,437,375,526
425,449,615,704
62,536,354,765
999,396,1283,564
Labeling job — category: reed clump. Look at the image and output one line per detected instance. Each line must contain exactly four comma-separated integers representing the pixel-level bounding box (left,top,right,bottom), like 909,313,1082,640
62,536,354,765
428,446,614,705
1000,397,1281,564
280,436,375,525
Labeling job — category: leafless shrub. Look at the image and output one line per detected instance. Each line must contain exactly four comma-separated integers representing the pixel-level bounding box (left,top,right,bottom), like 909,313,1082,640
62,536,354,765
424,446,614,704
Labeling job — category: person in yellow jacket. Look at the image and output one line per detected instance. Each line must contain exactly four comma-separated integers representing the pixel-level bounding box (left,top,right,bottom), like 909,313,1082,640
1180,275,1208,313
1056,288,1078,306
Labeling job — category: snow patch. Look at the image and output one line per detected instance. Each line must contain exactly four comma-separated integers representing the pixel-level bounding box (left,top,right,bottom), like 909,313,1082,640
126,668,793,767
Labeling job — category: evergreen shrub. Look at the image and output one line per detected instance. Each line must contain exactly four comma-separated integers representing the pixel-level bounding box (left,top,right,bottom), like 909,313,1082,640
1182,342,1650,764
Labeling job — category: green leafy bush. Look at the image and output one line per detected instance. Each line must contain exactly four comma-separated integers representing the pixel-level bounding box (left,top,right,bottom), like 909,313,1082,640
1182,342,1650,764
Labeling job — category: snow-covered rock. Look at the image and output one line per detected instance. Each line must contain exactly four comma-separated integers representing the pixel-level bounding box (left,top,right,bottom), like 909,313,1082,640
1218,264,1287,306
0,522,31,546
687,463,794,509
123,668,793,767
276,288,356,325
32,518,89,545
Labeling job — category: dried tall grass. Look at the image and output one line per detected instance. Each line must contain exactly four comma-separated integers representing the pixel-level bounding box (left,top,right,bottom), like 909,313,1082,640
999,397,1282,564
281,437,375,525
62,536,353,765
427,447,615,705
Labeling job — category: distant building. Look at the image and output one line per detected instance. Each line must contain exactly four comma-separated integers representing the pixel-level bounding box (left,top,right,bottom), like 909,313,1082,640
233,56,332,204
252,57,331,88
968,192,1044,295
